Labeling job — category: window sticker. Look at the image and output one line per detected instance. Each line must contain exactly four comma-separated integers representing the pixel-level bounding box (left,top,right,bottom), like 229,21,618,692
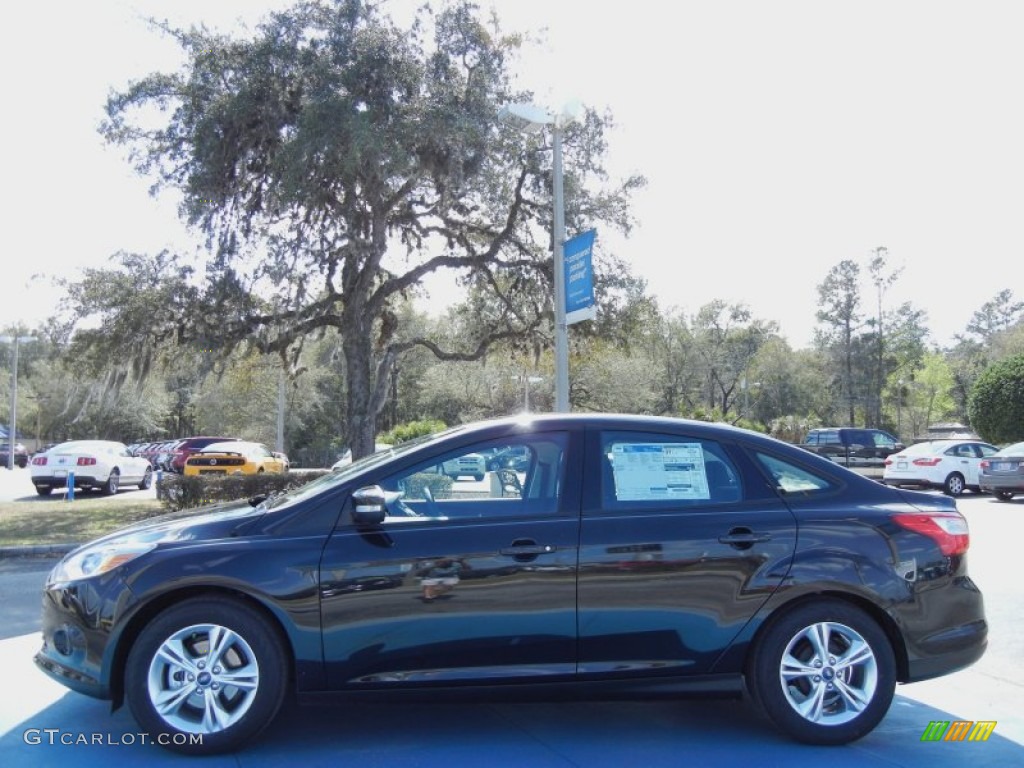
610,443,710,501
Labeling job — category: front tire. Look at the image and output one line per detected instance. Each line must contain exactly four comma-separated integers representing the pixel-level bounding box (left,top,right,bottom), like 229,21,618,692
943,472,966,496
139,468,153,490
125,598,288,755
749,600,896,745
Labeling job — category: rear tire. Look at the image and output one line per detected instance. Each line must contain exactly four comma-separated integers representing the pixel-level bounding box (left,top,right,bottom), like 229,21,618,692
35,486,51,496
943,472,966,496
102,470,120,496
995,490,1015,501
125,598,288,755
749,600,896,745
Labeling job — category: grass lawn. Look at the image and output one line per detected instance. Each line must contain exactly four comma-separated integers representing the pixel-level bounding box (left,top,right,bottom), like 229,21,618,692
0,497,166,547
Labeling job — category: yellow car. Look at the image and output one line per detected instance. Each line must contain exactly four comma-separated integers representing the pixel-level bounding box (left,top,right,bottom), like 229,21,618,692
183,441,288,476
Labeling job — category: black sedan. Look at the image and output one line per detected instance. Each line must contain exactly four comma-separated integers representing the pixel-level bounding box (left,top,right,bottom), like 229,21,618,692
34,414,987,754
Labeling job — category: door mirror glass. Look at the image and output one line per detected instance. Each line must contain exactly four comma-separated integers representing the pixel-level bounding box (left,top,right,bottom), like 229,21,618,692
352,485,387,526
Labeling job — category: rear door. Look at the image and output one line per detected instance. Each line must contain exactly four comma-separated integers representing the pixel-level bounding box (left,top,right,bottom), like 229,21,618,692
577,426,797,677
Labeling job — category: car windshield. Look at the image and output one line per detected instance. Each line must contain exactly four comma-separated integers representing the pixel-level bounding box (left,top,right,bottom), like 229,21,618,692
202,442,249,454
52,441,115,454
994,442,1024,456
264,431,449,511
900,442,945,456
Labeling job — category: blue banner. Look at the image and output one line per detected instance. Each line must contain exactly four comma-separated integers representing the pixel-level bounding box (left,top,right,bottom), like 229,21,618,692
563,229,597,324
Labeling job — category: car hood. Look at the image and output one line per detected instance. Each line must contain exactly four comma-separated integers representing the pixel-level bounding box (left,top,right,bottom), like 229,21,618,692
70,498,266,554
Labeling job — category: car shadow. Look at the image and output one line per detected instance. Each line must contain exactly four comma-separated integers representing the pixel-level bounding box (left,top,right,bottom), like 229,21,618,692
3,687,1021,767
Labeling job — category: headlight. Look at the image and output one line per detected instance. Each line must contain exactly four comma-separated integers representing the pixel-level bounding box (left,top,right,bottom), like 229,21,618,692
49,542,157,583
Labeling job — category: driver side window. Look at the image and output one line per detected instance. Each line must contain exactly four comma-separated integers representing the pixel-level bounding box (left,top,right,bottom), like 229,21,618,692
378,433,568,522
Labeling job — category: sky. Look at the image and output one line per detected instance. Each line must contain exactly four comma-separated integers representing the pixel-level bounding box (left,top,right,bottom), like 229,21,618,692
3,0,1023,350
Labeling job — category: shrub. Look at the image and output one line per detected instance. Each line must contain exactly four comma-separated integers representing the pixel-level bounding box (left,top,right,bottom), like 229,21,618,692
968,354,1024,444
404,472,453,499
379,420,447,445
157,470,332,511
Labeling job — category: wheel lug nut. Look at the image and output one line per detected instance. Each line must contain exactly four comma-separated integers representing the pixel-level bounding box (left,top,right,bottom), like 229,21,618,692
827,683,833,690
198,661,206,669
187,674,195,681
213,666,221,674
814,660,822,668
212,683,219,690
829,657,836,665
813,676,821,683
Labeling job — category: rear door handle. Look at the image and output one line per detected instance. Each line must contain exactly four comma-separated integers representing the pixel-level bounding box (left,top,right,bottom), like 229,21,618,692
718,528,772,549
500,538,555,561
500,545,555,556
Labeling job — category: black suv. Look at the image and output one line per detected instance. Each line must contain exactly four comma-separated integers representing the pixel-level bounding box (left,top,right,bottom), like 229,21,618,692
801,428,904,466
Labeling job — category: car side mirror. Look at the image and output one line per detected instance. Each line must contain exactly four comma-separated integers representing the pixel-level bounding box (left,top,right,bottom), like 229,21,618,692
352,485,387,526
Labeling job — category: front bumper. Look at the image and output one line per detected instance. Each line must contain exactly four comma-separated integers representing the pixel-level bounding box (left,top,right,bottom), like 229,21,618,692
33,570,135,701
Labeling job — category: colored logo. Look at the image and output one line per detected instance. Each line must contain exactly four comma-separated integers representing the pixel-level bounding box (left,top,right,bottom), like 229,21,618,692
921,720,997,742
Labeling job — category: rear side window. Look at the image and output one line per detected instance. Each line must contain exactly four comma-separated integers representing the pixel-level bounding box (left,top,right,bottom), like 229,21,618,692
600,432,742,509
755,453,835,494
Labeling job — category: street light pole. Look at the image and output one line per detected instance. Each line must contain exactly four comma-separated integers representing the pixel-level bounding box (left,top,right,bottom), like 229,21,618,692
498,101,580,413
551,124,569,412
0,335,33,470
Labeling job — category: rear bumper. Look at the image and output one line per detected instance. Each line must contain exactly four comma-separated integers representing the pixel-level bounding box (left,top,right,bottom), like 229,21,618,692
904,619,988,682
32,474,101,489
979,476,1024,492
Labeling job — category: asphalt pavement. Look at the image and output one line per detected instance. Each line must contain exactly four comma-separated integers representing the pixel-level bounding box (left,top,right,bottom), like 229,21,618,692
1,488,1022,766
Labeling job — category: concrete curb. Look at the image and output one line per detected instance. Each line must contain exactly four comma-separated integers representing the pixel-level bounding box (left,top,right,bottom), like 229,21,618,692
0,543,81,559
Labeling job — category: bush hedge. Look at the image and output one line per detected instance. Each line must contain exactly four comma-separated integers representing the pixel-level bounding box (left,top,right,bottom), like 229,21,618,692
157,470,332,511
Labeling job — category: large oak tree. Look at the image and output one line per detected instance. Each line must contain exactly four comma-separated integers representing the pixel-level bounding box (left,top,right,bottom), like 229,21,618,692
66,0,642,456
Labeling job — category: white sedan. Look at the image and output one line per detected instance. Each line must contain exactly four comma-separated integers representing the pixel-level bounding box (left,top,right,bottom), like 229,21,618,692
881,439,998,496
30,440,154,496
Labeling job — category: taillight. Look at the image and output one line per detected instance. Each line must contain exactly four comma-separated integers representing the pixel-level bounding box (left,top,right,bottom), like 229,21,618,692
32,456,47,466
77,457,97,466
892,513,969,556
979,460,989,470
884,458,893,466
912,457,943,466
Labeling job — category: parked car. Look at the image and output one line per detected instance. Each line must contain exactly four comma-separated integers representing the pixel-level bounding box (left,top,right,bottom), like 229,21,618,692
441,451,486,480
165,436,239,474
799,428,903,467
30,440,153,496
882,439,998,496
183,440,288,476
35,414,986,754
978,440,1024,501
0,441,29,468
485,444,531,472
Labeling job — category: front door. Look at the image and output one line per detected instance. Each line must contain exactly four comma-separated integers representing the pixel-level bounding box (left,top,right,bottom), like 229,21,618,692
320,429,581,688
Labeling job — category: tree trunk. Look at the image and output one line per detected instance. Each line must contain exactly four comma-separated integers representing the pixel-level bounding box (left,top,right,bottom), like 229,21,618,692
342,306,380,460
